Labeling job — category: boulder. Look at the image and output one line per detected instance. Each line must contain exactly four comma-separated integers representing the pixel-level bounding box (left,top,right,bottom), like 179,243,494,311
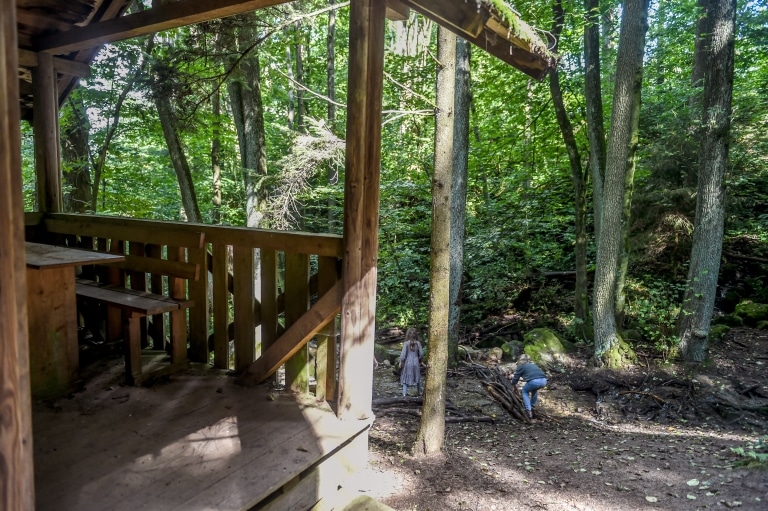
734,301,768,327
522,328,575,373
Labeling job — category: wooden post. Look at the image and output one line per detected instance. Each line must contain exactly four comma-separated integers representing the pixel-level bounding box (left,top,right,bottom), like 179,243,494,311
31,51,61,213
0,0,36,506
233,245,255,371
284,252,309,393
212,243,230,369
337,0,385,420
316,256,338,401
187,240,209,362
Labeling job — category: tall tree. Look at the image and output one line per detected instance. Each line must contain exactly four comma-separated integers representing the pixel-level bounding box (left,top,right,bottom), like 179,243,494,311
60,94,92,213
592,0,649,365
550,0,589,332
226,17,269,229
211,88,222,224
413,25,455,457
584,0,606,248
677,0,737,362
150,47,203,223
447,37,469,367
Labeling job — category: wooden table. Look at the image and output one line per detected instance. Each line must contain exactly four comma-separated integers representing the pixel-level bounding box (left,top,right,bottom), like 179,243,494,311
25,242,124,397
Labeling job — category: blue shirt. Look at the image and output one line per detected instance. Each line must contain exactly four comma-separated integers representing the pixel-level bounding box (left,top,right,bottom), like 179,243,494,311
511,362,547,385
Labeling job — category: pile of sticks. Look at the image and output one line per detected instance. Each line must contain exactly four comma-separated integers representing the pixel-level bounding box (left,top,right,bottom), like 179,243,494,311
469,363,531,423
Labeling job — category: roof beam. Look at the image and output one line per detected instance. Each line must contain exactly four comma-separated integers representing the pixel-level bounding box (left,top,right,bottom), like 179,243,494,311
385,0,410,21
35,0,293,55
18,49,91,77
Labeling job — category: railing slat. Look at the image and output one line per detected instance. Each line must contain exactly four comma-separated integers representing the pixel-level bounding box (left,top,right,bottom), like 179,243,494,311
315,256,338,401
232,245,255,371
146,243,166,350
260,249,278,379
188,242,209,363
212,243,230,369
284,252,309,392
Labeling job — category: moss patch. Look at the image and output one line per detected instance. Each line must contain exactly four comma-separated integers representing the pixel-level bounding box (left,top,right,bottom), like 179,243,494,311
600,336,637,369
709,324,731,341
735,301,768,327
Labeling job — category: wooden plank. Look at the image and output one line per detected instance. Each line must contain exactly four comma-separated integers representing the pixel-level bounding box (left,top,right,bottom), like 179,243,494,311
232,245,255,371
45,213,340,257
167,246,188,365
127,241,148,348
338,0,385,420
315,256,338,401
1,1,34,502
212,243,230,369
399,0,488,37
75,281,189,315
32,51,61,213
187,243,209,362
385,0,410,21
237,280,343,386
44,215,205,249
260,249,278,376
284,252,310,393
24,241,124,269
17,49,91,77
102,253,200,280
146,243,166,349
36,0,295,55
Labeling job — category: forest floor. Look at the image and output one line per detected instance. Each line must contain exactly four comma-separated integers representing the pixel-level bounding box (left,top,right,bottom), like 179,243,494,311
346,327,768,511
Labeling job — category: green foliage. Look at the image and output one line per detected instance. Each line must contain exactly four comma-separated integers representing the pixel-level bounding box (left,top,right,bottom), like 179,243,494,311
624,277,684,360
731,436,768,469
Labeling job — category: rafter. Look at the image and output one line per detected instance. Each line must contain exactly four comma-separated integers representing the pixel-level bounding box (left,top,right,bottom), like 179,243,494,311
18,49,90,77
35,0,293,55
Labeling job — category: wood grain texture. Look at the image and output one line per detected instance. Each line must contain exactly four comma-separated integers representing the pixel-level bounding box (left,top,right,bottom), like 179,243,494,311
284,252,310,393
31,51,61,213
1,0,34,505
232,245,255,371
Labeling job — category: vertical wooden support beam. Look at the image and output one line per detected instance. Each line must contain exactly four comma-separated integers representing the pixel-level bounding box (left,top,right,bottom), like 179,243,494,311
284,252,309,393
233,245,255,371
338,0,385,420
167,246,188,365
0,0,36,505
316,256,338,401
127,242,148,347
31,51,61,213
146,243,166,349
106,239,125,342
260,249,278,375
212,243,230,369
187,241,209,362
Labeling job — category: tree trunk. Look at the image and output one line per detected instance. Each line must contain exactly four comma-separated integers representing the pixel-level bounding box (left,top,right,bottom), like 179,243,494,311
550,0,589,332
584,0,606,247
448,37,469,367
153,87,202,223
91,37,150,212
212,88,222,224
592,0,649,365
414,25,455,457
678,0,736,363
227,19,268,229
326,0,338,231
61,95,92,213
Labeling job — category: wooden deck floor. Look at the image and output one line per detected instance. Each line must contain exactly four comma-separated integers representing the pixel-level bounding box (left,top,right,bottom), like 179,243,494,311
32,357,370,511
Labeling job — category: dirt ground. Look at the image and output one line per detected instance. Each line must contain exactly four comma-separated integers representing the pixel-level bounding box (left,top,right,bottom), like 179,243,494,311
347,327,768,511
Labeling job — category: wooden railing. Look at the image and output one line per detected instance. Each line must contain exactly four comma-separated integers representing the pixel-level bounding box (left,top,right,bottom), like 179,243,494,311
25,212,343,399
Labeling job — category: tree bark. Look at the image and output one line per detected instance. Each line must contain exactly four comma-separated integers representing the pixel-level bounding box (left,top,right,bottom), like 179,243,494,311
678,0,736,363
414,25,455,457
448,37,469,367
584,0,606,247
592,0,649,364
153,85,203,223
227,18,268,229
211,88,222,224
550,0,589,331
61,94,92,213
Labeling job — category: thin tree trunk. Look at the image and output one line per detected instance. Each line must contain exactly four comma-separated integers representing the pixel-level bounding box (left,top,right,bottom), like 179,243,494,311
550,0,589,330
584,0,606,247
91,37,151,211
326,0,338,231
448,37,469,367
153,87,202,223
678,0,736,363
592,0,649,365
414,25,455,457
212,88,222,224
61,95,92,213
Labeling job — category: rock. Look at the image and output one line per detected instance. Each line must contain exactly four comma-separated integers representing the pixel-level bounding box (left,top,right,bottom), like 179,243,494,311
501,340,524,361
522,328,577,372
734,301,768,327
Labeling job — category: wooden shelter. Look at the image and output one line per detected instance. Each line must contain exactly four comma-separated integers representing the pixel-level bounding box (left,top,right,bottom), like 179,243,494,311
1,0,554,509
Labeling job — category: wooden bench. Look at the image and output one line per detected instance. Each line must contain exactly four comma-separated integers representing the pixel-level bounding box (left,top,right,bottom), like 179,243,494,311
40,216,206,385
75,279,196,385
